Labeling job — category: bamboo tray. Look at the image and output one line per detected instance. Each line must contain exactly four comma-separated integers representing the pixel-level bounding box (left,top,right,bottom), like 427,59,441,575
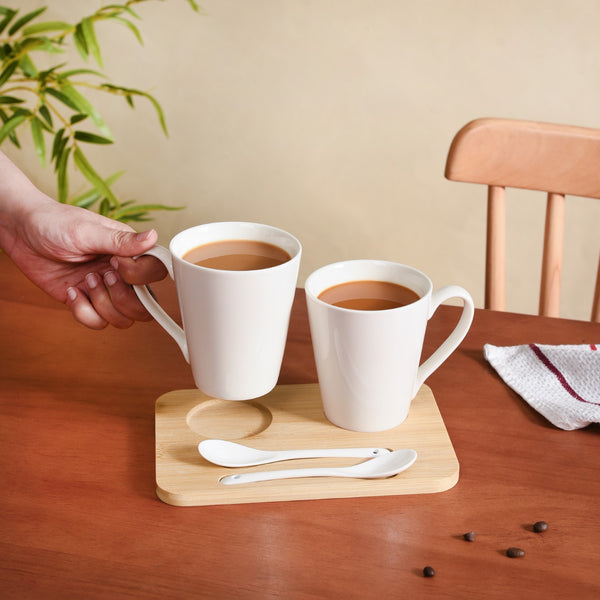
155,383,459,506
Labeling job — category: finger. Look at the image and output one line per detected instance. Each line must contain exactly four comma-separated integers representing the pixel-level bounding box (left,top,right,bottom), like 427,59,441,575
110,255,168,285
75,220,159,259
65,286,108,330
110,228,158,256
103,270,153,321
84,272,134,329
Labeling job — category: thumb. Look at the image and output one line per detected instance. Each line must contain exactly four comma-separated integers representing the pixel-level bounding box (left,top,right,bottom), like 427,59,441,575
106,228,158,258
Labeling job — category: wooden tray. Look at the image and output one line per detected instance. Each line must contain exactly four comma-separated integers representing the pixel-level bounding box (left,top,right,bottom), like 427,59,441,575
155,383,459,506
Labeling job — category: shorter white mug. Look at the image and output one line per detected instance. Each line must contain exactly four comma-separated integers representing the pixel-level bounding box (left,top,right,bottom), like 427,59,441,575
305,260,474,432
133,222,301,400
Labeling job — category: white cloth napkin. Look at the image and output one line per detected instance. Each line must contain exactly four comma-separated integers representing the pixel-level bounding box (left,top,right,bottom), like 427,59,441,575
483,343,600,430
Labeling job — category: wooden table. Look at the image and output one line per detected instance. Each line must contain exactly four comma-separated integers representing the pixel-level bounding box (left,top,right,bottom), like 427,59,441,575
1,252,599,599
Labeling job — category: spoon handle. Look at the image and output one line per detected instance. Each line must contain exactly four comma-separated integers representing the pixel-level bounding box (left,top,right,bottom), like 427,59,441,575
219,448,417,485
220,466,355,485
275,447,389,462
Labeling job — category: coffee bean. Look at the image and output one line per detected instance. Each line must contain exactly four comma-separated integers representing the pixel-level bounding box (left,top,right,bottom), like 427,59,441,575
533,521,548,533
423,566,435,578
506,547,525,558
463,531,476,542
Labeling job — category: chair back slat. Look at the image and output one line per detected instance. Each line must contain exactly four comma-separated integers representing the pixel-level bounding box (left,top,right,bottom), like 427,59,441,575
485,185,506,311
593,258,600,322
539,193,565,317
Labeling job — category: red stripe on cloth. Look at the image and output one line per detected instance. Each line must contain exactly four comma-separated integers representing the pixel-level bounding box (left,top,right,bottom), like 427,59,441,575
529,344,600,406
591,344,597,351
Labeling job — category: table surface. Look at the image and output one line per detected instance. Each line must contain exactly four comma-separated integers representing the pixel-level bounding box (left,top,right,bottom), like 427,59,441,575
1,252,599,599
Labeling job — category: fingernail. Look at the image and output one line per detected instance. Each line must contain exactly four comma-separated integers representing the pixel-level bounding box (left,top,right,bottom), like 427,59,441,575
135,229,155,242
85,272,99,289
66,287,77,302
104,271,118,287
110,256,119,270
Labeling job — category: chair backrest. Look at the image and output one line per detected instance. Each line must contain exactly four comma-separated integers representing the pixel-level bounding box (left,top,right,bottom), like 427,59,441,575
445,117,600,322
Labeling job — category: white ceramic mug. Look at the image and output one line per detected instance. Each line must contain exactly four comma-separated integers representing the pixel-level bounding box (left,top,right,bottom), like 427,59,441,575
133,222,301,400
305,260,474,432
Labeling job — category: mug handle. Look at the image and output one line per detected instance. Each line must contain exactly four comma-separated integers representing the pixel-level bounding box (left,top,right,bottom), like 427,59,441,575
132,246,190,363
413,285,474,395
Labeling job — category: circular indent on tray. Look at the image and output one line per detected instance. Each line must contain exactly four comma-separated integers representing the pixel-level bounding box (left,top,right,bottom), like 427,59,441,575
186,399,272,439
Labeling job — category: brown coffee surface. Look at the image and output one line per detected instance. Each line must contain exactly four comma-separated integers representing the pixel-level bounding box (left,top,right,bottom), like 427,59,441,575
318,280,420,310
183,239,291,271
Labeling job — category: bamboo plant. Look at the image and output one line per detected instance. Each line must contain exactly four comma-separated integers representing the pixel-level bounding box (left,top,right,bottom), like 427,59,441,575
0,0,199,222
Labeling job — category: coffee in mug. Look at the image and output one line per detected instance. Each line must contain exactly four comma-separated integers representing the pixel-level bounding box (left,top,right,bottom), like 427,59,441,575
317,280,420,311
183,239,291,271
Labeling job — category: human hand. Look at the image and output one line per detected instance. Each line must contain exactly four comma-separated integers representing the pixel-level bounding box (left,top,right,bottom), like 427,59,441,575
3,194,167,329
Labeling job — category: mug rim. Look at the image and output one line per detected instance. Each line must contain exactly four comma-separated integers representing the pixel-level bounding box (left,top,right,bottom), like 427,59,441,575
305,259,433,312
169,221,302,273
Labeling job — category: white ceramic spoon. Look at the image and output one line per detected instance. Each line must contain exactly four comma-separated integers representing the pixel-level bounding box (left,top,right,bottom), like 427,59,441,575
198,439,391,467
219,448,417,485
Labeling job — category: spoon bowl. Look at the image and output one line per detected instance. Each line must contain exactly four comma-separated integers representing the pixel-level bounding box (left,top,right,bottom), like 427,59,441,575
219,448,418,485
198,439,391,467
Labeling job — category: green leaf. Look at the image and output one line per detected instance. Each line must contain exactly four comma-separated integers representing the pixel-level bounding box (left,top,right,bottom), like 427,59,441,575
44,87,79,111
186,0,201,12
115,213,152,223
38,104,52,127
50,129,63,159
0,8,16,35
13,36,50,56
50,127,66,164
59,83,112,138
73,147,118,206
56,146,71,203
111,203,182,220
70,170,124,208
70,113,87,125
80,17,102,68
7,129,19,147
59,68,106,79
0,60,18,87
18,53,37,77
38,63,66,81
98,197,111,216
74,130,113,144
101,84,167,136
116,199,135,208
73,192,101,209
8,106,31,118
8,7,47,35
22,21,72,36
0,107,20,147
0,113,26,144
30,116,46,166
107,15,143,45
36,116,53,134
139,91,167,137
0,95,24,104
23,36,64,55
100,5,141,20
73,24,88,61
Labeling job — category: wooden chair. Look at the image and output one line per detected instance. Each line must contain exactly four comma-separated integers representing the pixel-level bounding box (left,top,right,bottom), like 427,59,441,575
445,117,600,322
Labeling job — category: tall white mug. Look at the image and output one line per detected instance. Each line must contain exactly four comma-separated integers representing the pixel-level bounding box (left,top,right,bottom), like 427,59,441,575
133,222,301,400
305,260,474,432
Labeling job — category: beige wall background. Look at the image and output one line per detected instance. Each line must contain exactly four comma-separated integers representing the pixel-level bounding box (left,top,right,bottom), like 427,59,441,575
7,0,600,320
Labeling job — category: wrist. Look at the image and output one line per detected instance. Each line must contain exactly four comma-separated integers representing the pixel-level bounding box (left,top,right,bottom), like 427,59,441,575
0,153,54,253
